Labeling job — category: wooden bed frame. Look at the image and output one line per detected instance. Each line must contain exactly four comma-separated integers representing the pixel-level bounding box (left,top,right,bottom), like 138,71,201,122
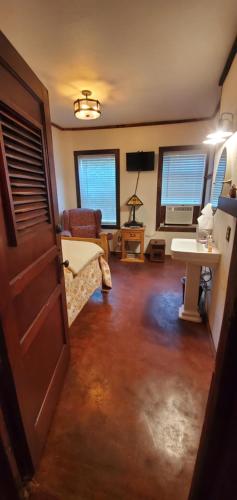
61,233,109,262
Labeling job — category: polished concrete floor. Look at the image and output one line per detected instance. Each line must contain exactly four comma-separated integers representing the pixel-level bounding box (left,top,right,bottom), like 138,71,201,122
32,256,214,500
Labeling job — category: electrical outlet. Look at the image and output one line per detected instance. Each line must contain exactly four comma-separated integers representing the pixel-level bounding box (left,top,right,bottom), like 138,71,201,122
226,226,231,242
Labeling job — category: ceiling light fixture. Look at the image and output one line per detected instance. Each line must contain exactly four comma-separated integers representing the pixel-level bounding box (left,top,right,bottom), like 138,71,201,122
203,137,225,145
74,90,101,120
203,112,234,145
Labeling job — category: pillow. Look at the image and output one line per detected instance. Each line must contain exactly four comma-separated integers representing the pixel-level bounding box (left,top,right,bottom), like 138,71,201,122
71,225,97,238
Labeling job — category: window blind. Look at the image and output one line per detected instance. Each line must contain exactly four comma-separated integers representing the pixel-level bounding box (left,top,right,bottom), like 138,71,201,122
211,152,226,208
161,151,207,206
78,154,117,225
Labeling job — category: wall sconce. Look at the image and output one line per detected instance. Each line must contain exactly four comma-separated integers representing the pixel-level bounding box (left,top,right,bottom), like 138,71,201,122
203,112,234,145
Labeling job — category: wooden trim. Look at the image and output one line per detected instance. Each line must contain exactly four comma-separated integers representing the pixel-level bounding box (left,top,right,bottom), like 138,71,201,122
201,150,211,208
0,320,34,478
0,124,18,245
218,196,237,217
34,344,68,431
159,224,197,233
10,246,58,297
0,32,45,103
61,233,109,262
219,36,237,86
189,225,237,499
51,122,64,131
74,148,120,229
51,101,220,132
156,148,164,230
20,286,61,355
156,145,209,230
51,111,217,133
0,436,20,500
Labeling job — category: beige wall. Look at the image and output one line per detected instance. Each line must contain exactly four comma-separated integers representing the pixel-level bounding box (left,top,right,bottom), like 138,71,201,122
208,54,237,349
51,54,237,349
52,119,212,253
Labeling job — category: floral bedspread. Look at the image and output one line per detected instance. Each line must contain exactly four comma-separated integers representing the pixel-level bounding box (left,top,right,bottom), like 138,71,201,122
64,256,112,326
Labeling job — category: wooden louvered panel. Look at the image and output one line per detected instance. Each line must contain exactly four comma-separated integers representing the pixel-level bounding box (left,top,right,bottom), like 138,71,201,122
2,121,42,147
9,172,45,182
2,131,42,153
12,189,46,197
1,109,41,139
10,177,46,187
0,105,50,241
5,143,43,161
8,162,45,175
5,152,43,167
14,202,48,213
15,209,48,223
17,215,48,231
14,196,47,205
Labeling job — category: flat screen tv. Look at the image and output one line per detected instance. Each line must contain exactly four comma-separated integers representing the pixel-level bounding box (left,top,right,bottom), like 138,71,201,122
126,151,155,171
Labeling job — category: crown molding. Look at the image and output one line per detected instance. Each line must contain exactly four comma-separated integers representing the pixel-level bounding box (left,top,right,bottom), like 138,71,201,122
219,35,237,86
51,35,237,133
51,101,219,132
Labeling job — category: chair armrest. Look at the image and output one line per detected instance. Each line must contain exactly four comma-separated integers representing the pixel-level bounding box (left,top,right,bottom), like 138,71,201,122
61,230,72,237
99,231,113,241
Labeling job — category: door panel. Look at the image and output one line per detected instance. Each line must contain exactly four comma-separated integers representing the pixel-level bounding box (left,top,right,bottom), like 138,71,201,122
13,259,59,340
0,65,41,123
0,32,69,469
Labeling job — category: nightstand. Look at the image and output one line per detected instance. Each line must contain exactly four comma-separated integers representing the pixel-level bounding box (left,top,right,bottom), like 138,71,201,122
121,227,145,263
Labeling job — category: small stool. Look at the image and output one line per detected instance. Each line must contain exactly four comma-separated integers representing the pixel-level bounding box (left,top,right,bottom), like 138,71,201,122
150,239,165,262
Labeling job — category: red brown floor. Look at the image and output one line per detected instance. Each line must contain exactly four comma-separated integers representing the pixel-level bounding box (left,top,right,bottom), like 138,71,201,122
32,256,214,500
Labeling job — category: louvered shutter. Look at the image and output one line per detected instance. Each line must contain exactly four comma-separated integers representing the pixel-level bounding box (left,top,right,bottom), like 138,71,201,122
211,150,227,208
0,105,50,243
161,151,207,206
78,154,117,226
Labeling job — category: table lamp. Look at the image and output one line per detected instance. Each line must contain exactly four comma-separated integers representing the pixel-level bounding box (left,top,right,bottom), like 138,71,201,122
124,194,143,227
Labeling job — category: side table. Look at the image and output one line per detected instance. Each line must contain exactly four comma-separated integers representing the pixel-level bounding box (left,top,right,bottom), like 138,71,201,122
121,227,145,263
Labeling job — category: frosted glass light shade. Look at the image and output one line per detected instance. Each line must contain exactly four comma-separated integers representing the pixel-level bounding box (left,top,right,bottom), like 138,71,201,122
74,96,101,120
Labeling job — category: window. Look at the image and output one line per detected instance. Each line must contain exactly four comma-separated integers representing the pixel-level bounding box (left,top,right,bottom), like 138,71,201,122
74,149,120,228
211,148,227,208
156,146,208,230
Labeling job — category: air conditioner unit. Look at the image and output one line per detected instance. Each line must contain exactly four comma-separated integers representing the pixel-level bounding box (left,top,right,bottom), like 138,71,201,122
165,206,194,225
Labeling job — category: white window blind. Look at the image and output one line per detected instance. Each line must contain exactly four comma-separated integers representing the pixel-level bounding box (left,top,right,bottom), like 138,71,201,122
161,150,207,206
78,154,117,225
211,151,227,208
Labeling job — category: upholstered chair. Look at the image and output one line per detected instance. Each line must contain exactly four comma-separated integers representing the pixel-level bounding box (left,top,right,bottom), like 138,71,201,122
62,208,103,238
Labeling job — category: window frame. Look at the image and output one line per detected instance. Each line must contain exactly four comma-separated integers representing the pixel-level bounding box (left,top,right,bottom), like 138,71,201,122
74,148,120,229
156,145,210,232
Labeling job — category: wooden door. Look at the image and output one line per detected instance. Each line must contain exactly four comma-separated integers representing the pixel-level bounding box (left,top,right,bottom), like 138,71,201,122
0,32,69,469
189,224,237,499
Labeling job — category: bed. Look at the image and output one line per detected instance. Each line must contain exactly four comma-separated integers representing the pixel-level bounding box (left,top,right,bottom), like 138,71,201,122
61,235,112,326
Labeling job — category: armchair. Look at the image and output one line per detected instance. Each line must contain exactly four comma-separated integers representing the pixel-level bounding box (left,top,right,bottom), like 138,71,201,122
62,209,113,254
62,208,103,238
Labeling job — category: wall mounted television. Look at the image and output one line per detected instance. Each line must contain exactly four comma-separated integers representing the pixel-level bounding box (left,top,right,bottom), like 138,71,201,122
126,151,155,171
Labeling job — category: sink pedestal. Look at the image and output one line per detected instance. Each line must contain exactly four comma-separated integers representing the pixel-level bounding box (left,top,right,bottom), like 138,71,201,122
171,238,221,323
179,263,202,323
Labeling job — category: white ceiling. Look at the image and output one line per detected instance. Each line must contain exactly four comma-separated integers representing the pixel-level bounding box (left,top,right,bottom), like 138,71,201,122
0,0,236,128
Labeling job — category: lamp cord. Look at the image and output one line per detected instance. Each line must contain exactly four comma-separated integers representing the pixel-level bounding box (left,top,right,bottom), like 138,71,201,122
135,171,140,195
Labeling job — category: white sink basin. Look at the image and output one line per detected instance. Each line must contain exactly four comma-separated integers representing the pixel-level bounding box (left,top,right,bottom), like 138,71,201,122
171,238,221,266
171,238,221,323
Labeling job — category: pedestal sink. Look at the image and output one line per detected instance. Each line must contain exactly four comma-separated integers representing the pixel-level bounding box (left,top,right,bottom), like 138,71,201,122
171,238,221,323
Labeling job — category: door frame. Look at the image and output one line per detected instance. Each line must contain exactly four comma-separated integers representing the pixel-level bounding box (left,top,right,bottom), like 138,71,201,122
0,436,20,500
0,323,33,478
189,218,237,498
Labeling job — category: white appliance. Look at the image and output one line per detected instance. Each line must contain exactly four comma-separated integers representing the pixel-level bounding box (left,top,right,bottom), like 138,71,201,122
165,206,194,225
